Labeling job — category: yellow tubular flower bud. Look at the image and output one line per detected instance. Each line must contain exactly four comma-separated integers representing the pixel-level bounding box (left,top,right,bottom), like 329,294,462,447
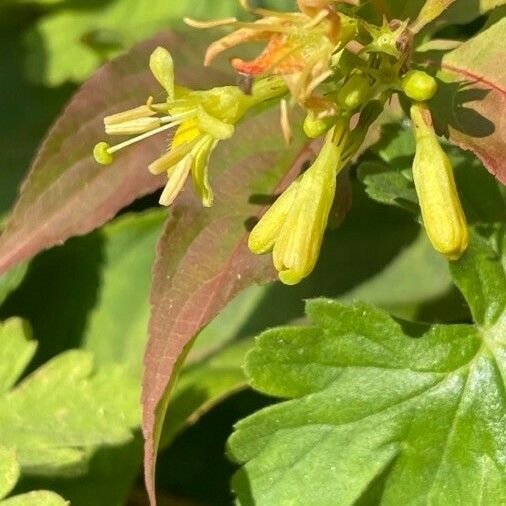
248,179,301,255
273,139,339,284
410,103,468,260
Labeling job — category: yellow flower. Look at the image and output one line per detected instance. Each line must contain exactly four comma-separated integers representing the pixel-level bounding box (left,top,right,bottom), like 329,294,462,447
94,47,285,207
410,103,468,260
249,129,344,284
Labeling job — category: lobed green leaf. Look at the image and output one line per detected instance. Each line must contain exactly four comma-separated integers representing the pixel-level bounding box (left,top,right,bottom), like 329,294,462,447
229,227,506,505
0,319,139,477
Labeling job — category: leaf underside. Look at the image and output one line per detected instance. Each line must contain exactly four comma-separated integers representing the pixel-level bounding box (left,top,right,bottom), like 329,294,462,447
142,107,314,504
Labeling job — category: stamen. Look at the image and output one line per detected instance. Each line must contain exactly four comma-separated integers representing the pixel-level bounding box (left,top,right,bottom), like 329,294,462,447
104,105,156,126
106,121,182,155
184,17,238,28
105,117,162,136
304,8,329,29
160,110,196,125
280,99,292,145
148,134,204,175
306,69,333,95
223,21,293,33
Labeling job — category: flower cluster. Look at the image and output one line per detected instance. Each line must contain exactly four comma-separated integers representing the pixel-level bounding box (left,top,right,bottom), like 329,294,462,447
94,0,469,285
94,47,286,207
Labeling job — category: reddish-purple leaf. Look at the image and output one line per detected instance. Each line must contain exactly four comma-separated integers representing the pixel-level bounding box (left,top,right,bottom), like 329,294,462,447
431,18,506,183
0,32,229,276
142,111,312,505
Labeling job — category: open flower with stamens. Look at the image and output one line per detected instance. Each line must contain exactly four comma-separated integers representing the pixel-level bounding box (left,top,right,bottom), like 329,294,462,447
248,124,348,284
186,0,357,109
94,46,286,207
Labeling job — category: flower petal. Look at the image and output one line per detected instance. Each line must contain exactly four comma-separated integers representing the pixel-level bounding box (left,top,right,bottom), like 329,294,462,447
248,178,301,255
149,47,175,100
191,136,218,207
158,155,192,206
197,106,235,140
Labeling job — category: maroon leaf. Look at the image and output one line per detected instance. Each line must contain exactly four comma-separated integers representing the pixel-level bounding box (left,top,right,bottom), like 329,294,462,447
430,18,506,184
142,110,312,505
0,31,229,276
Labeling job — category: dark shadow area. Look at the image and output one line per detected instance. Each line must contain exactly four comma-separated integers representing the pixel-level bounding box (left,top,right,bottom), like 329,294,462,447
416,285,471,324
0,7,76,217
431,80,494,139
433,12,487,40
392,317,431,339
248,193,280,206
354,455,398,506
0,232,104,372
155,389,273,506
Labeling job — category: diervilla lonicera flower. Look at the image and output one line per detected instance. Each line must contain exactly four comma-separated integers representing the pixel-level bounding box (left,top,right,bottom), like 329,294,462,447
93,0,472,285
94,47,286,207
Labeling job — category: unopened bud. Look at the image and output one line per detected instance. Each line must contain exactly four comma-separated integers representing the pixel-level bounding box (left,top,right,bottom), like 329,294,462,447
410,103,468,260
402,70,437,102
337,74,371,111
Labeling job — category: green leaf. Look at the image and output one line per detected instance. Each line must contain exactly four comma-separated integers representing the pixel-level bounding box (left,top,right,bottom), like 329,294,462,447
82,210,165,376
340,231,452,316
229,228,506,505
358,161,418,212
450,225,506,327
0,264,28,307
410,0,457,34
0,319,139,476
0,446,67,505
0,448,19,501
0,319,36,393
440,0,506,25
161,339,253,447
0,492,67,506
24,0,226,85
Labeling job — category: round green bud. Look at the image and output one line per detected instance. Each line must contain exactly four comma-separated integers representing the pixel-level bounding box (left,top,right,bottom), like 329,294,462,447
402,70,438,102
337,74,371,111
303,114,333,138
93,142,113,165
